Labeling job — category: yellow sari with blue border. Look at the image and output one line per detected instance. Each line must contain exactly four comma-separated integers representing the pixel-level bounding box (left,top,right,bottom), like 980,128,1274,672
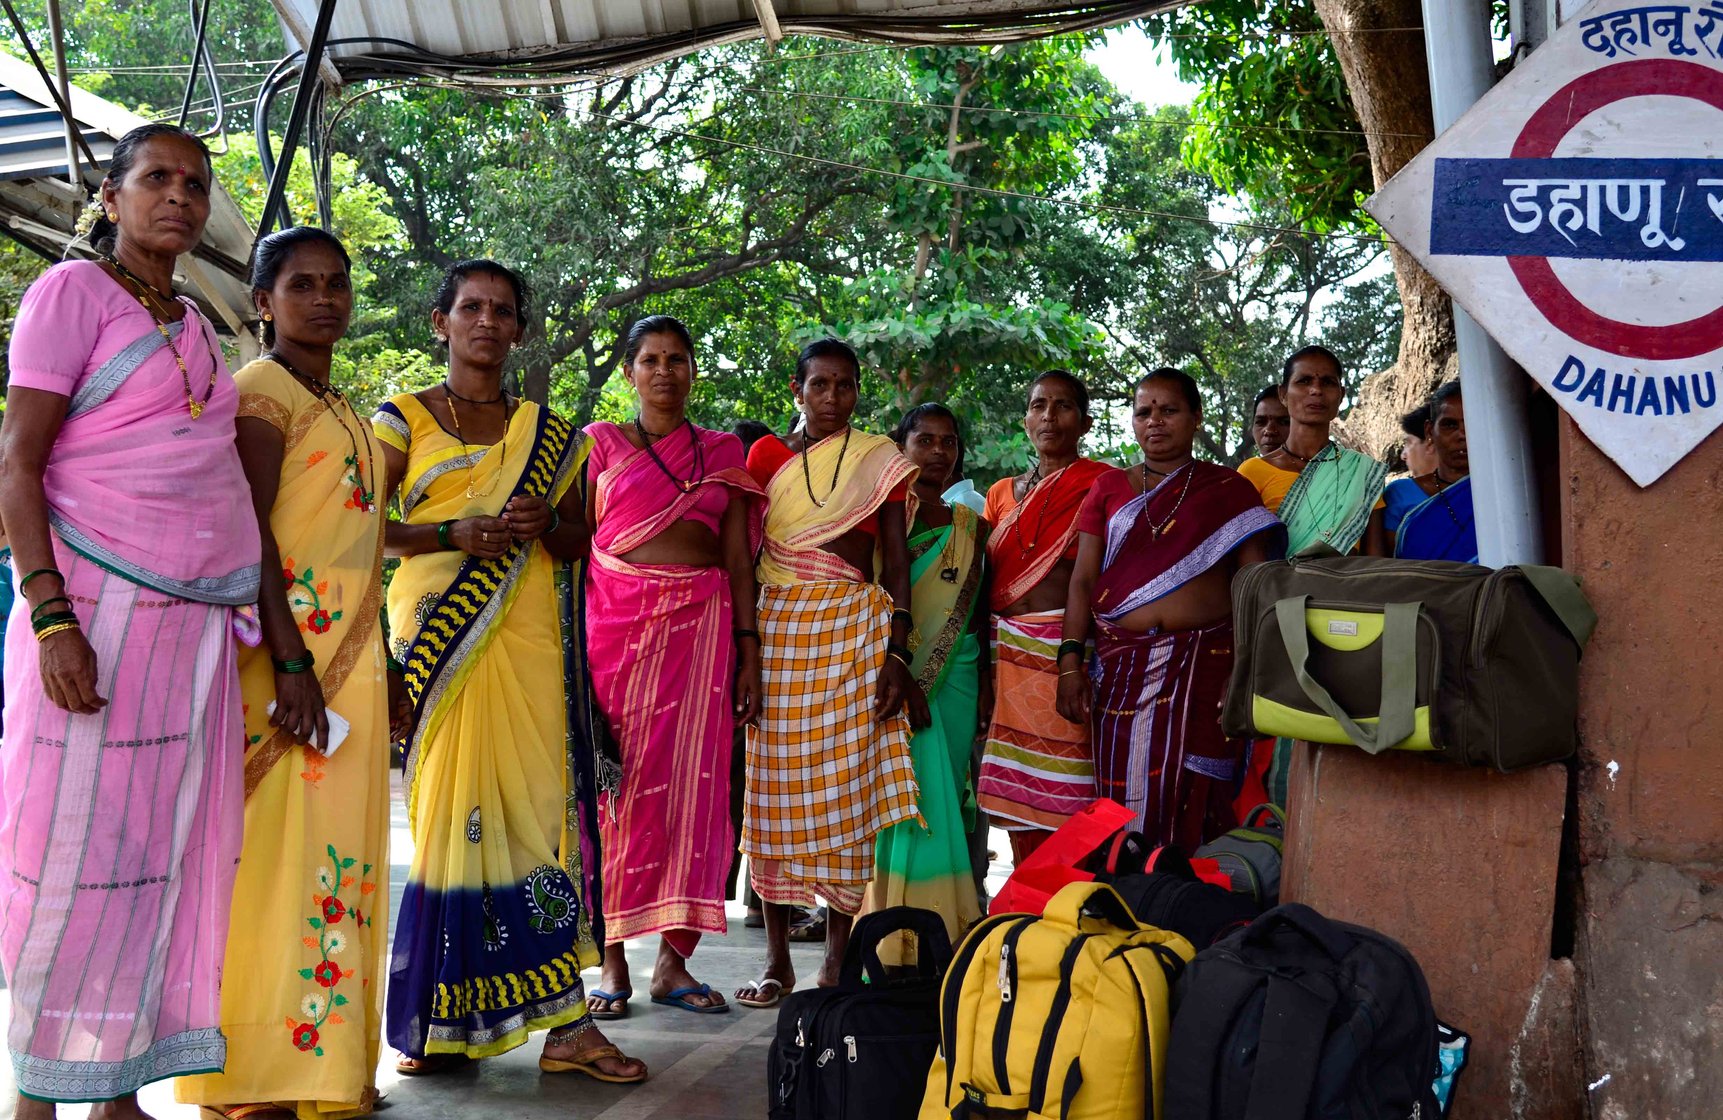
371,394,607,1059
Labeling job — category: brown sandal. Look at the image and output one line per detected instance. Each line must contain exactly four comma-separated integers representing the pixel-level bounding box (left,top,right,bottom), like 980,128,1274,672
539,1043,649,1084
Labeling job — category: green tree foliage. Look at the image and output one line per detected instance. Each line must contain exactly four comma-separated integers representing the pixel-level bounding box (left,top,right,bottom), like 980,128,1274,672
1143,1,1371,233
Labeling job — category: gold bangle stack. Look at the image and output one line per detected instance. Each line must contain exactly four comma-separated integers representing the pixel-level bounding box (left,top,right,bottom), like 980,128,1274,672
34,621,80,642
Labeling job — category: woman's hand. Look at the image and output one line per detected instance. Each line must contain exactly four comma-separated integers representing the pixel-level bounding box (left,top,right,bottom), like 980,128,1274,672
1055,666,1091,725
732,644,763,727
451,515,512,559
387,666,413,742
502,495,554,542
271,668,330,753
873,653,913,723
39,629,107,715
904,678,933,732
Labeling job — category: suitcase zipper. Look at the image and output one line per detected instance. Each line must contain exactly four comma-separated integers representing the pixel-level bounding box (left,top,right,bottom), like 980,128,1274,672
998,942,1013,1003
845,1035,857,1063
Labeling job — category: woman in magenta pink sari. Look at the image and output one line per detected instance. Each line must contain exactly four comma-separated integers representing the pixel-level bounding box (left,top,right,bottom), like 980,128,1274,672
0,125,259,1119
583,317,766,1017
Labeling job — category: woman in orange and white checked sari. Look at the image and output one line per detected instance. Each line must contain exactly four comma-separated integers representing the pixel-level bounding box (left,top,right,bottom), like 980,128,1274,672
734,338,921,1009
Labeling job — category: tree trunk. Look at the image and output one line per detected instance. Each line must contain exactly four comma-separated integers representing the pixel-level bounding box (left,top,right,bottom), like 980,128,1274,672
1315,0,1457,458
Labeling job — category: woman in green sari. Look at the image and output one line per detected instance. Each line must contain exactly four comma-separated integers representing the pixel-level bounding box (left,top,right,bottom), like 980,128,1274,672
1237,345,1389,558
863,405,988,943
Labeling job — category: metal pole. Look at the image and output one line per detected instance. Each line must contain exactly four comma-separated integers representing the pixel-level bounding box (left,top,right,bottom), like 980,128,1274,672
44,0,79,193
178,0,216,128
256,0,338,236
1420,0,1544,566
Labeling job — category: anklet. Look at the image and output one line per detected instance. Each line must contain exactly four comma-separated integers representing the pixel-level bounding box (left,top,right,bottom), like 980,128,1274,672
548,1017,595,1045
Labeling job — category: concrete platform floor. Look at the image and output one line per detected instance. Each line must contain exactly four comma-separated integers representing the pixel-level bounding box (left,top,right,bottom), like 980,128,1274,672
1,772,1015,1119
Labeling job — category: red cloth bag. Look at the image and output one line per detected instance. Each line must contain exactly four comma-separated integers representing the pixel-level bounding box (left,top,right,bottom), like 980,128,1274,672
988,798,1135,916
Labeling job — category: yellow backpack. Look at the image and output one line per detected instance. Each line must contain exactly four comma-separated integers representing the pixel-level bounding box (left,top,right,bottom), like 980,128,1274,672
919,881,1194,1120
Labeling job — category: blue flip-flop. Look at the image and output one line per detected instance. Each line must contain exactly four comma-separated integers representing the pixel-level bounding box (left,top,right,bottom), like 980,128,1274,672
651,983,731,1014
587,988,632,1020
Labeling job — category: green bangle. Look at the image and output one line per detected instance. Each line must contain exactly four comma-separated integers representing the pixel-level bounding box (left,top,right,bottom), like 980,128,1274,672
30,610,79,634
546,508,561,534
437,520,456,550
273,651,316,674
1057,639,1086,663
386,654,406,674
30,596,72,620
19,568,61,591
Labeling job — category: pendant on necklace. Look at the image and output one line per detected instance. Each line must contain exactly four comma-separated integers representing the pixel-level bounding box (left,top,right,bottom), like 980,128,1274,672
1153,519,1176,540
941,567,958,582
188,400,204,420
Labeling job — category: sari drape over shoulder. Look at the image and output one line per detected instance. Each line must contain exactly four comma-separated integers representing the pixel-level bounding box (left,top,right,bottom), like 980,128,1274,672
1395,476,1478,563
1277,446,1388,557
863,506,985,943
985,459,1115,611
372,395,605,1060
1,261,256,1102
177,360,390,1120
1087,463,1283,845
743,429,920,915
585,422,764,948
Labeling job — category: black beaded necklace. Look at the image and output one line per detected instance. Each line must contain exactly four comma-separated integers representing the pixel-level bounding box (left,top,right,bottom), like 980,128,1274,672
800,425,852,509
633,416,706,493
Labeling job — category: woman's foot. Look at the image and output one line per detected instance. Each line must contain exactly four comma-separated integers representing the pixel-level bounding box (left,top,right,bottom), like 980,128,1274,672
539,1023,647,1083
587,942,633,1018
14,1096,55,1120
88,1095,155,1120
649,936,726,1011
394,1052,471,1075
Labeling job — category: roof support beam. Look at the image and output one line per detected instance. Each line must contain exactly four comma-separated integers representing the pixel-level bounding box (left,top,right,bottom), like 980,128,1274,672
44,0,79,191
751,0,784,46
258,0,338,237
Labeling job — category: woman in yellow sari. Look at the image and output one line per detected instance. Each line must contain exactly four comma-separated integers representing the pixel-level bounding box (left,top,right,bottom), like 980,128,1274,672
370,260,643,1083
177,229,396,1120
177,227,399,1120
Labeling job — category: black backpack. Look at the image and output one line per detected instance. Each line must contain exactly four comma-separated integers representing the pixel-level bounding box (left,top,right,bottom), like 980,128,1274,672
767,906,953,1120
1097,840,1263,951
1164,903,1441,1120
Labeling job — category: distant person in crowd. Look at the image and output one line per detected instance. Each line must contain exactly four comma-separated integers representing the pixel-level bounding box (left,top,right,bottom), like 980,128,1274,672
732,418,772,454
1236,345,1389,806
863,404,989,944
372,260,644,1083
975,372,1120,860
735,337,920,1009
1383,402,1435,539
582,317,766,1019
178,226,403,1120
0,123,261,1118
1237,345,1389,557
1250,383,1290,457
1057,370,1284,846
1394,382,1475,562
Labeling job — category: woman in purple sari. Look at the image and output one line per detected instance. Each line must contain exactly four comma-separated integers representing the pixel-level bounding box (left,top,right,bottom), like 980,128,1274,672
0,124,259,1118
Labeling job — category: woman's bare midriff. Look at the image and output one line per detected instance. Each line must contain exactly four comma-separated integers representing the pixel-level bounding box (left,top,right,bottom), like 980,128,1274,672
1105,563,1236,633
818,526,876,582
998,558,1076,617
617,519,722,567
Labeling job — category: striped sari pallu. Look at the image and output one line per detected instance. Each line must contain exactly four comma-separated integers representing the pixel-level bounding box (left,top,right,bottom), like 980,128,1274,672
976,611,1096,832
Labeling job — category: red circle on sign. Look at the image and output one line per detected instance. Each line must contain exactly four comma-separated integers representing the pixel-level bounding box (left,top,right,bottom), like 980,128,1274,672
1508,59,1723,361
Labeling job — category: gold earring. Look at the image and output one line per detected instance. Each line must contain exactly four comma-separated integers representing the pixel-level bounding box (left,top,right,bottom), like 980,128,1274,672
262,312,273,322
106,211,117,221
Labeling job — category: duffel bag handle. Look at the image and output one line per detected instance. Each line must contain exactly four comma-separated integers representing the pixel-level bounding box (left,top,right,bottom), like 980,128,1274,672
840,906,955,988
1243,902,1354,961
1272,596,1419,754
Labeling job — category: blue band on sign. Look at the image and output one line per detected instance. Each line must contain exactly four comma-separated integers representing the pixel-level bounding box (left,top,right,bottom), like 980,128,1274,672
1431,157,1723,262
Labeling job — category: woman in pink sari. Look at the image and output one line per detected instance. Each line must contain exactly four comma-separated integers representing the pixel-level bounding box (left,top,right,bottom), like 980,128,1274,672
583,317,766,1017
0,124,259,1118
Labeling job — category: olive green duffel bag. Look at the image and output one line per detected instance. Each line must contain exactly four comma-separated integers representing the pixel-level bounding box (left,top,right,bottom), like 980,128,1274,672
1221,556,1596,770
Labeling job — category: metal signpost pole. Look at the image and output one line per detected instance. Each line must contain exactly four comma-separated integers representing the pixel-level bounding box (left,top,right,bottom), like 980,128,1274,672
1420,0,1546,566
257,0,338,237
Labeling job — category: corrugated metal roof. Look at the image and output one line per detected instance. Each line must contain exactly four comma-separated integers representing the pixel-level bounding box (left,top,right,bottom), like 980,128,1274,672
274,0,1189,80
0,52,257,338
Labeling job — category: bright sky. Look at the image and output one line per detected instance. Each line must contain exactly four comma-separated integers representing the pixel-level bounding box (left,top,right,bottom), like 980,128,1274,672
1087,25,1198,109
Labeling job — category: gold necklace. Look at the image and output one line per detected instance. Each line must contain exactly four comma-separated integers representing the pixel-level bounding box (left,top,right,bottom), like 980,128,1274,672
105,255,217,419
444,386,512,499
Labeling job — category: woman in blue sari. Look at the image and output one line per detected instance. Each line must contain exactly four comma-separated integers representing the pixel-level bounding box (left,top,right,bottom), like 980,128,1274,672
1395,382,1476,563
